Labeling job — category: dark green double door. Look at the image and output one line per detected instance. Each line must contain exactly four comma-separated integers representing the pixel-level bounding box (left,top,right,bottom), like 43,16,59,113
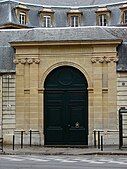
44,66,88,145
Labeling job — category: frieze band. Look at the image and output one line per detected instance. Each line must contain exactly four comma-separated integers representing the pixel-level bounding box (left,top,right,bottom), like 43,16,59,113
91,57,119,63
13,58,40,64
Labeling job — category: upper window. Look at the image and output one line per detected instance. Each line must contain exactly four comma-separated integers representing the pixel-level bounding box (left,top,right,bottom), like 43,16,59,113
120,4,127,24
19,12,26,25
70,16,79,27
39,8,54,28
67,9,82,27
124,10,127,23
43,16,51,27
15,4,29,25
98,14,107,26
95,7,111,26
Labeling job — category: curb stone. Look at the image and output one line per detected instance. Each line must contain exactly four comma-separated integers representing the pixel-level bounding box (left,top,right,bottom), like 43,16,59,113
1,151,127,156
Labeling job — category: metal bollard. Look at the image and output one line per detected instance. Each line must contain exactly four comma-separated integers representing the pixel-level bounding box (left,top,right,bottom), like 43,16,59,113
2,138,3,152
21,131,23,149
0,138,3,152
101,135,103,151
13,135,15,150
98,131,100,149
30,129,32,147
93,130,97,148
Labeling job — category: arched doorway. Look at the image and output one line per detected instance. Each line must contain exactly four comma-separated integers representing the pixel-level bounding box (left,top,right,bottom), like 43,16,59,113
44,66,88,145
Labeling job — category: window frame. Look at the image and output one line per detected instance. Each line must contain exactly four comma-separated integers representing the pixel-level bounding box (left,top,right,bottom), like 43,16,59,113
98,14,107,26
95,7,111,26
124,10,127,23
15,4,29,25
67,10,82,27
119,4,127,24
39,8,54,28
70,15,79,27
43,15,52,28
19,11,27,25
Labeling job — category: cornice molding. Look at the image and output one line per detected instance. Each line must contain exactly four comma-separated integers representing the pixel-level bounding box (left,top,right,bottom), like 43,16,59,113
10,40,122,47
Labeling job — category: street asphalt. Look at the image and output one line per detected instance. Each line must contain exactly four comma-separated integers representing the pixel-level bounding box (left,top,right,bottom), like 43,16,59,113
0,155,127,169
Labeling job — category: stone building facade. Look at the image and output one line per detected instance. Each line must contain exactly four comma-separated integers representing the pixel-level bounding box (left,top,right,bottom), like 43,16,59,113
0,0,127,146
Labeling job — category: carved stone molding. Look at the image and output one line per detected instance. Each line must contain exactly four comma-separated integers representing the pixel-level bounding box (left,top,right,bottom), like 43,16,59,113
20,59,27,64
13,58,40,64
91,57,119,63
91,57,104,63
105,57,111,63
13,59,19,64
105,57,119,63
98,57,104,63
91,58,97,63
34,58,40,64
113,57,119,63
27,58,33,64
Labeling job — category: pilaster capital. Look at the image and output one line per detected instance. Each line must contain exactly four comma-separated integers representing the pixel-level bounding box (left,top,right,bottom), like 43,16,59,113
91,57,119,64
34,58,40,64
20,59,27,64
98,57,104,63
113,57,119,63
13,58,41,64
91,57,97,63
27,58,34,64
105,57,111,63
91,57,104,63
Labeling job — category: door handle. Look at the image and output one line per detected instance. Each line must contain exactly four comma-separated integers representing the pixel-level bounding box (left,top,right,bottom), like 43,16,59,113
75,122,80,128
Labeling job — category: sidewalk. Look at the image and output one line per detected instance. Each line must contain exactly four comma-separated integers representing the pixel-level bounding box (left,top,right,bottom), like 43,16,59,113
1,145,127,155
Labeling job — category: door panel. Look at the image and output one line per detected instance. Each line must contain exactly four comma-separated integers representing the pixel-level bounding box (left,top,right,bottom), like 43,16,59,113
44,66,88,145
44,91,64,144
68,105,87,144
67,91,87,145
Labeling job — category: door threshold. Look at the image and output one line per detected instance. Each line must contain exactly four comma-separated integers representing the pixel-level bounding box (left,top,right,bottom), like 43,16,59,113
44,145,88,148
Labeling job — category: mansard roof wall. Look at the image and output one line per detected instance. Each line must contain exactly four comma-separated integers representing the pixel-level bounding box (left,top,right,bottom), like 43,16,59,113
0,2,11,25
0,1,124,27
1,0,127,7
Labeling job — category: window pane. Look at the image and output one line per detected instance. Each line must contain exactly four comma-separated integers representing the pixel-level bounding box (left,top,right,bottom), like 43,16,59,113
75,16,79,27
44,17,47,27
124,11,127,23
19,12,26,24
99,14,107,26
71,16,79,27
71,16,74,27
44,16,51,27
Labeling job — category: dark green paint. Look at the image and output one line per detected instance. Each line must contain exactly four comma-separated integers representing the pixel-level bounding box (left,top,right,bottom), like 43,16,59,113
44,66,88,145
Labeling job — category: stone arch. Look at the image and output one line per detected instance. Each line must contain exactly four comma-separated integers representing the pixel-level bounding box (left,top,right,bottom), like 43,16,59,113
41,61,92,89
